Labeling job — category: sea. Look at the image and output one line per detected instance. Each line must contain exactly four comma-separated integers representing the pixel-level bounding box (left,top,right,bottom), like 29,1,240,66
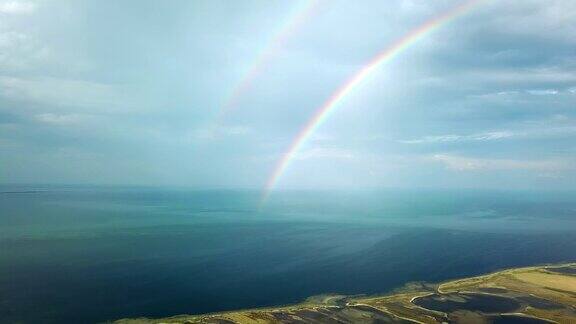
1,185,576,323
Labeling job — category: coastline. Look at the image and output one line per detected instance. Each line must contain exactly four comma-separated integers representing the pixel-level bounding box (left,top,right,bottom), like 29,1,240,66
114,262,576,323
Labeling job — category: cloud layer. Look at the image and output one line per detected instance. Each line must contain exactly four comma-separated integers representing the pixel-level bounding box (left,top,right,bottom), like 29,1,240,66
1,0,575,190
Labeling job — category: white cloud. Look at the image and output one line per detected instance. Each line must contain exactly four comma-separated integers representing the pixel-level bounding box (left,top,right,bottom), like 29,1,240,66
468,68,576,84
192,124,252,140
34,113,93,126
0,76,133,112
526,89,559,95
400,120,576,146
0,31,28,47
431,154,572,172
496,91,520,96
0,1,35,14
486,0,576,43
401,131,515,144
472,87,573,101
0,30,50,70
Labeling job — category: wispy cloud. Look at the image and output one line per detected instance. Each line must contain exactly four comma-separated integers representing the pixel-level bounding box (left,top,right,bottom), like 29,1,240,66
526,89,560,95
473,87,574,100
467,68,576,85
0,29,49,71
34,113,93,126
192,125,252,141
400,131,515,144
431,154,573,172
0,1,35,14
0,77,133,112
494,0,576,42
401,116,576,145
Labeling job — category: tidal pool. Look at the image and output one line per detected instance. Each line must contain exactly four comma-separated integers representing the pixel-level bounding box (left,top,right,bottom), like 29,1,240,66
413,292,521,313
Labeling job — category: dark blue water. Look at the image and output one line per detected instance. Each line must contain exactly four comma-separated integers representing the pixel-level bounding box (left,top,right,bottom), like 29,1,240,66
1,185,576,323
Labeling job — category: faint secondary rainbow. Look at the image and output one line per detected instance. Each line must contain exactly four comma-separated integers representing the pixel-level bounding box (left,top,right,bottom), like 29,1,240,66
216,0,322,122
260,0,484,206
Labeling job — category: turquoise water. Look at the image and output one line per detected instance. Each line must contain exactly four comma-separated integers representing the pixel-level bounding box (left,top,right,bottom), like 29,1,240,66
1,185,576,323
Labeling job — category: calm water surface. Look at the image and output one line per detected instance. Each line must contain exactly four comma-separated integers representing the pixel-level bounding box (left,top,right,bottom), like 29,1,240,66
1,186,576,323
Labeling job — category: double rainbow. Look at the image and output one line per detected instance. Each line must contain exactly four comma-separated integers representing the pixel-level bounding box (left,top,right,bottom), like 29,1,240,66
261,0,483,206
217,0,322,122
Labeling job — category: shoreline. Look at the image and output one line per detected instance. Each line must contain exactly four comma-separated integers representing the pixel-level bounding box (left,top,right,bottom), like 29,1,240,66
114,262,576,323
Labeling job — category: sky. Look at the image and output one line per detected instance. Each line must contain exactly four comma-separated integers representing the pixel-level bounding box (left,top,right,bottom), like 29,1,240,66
1,0,575,191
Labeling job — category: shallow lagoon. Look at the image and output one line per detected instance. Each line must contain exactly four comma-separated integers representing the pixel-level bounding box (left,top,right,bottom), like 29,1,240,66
413,293,521,313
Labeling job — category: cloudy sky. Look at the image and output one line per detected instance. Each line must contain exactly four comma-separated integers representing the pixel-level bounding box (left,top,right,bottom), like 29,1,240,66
1,0,575,190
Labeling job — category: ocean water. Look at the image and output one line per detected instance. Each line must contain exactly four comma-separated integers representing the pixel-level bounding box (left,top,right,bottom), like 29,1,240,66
1,185,576,323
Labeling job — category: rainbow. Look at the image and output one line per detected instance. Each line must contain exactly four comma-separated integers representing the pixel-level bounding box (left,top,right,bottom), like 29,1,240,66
217,0,322,121
260,0,484,206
